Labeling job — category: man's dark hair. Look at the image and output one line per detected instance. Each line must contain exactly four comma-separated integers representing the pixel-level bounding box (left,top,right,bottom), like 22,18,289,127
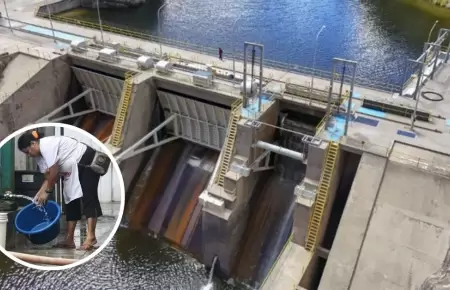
17,130,41,151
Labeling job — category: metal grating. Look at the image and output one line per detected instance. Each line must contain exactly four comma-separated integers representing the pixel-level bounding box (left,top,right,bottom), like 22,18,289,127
72,67,123,115
157,90,228,150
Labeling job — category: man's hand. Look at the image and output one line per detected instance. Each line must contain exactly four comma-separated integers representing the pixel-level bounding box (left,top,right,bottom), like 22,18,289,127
34,190,48,206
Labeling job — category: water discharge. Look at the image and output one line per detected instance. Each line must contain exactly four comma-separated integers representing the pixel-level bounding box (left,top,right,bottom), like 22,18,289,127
126,139,219,258
201,256,218,290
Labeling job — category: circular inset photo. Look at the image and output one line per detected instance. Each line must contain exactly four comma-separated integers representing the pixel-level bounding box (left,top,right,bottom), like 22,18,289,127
0,122,125,271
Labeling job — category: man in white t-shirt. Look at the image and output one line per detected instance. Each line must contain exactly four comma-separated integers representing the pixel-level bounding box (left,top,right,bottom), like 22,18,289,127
18,130,103,251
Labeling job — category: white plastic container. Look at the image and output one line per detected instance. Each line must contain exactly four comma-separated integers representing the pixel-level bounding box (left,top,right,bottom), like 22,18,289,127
0,212,8,249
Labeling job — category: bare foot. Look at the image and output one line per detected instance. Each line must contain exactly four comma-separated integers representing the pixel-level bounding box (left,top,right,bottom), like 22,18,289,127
53,240,76,249
79,238,98,251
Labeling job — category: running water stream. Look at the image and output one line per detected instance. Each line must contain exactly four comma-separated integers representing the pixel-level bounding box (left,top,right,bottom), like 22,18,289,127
4,192,51,228
201,256,218,290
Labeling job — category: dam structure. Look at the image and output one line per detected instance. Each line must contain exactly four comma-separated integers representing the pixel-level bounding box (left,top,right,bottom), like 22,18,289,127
1,0,450,289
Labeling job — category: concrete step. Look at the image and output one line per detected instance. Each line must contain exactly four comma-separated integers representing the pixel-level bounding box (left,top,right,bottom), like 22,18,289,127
207,184,236,211
295,178,319,200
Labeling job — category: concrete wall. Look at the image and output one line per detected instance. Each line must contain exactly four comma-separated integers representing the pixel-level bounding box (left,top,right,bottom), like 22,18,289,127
0,53,15,79
315,146,344,250
201,206,250,276
0,57,71,139
119,75,155,192
318,153,387,290
234,101,279,164
292,197,312,246
80,0,144,9
37,0,81,15
305,142,327,183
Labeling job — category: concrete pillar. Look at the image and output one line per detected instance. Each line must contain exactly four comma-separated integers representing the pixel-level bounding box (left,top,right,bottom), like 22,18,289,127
118,77,154,192
200,100,279,274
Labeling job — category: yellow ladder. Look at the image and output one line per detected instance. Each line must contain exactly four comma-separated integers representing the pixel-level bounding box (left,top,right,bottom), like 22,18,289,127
215,99,242,187
305,141,339,252
111,72,134,147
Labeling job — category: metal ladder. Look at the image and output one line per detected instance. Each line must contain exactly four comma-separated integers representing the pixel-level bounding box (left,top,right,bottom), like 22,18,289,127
111,72,134,147
215,99,242,187
305,141,339,252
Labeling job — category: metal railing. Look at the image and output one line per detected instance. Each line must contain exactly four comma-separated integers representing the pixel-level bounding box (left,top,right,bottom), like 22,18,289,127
34,12,402,94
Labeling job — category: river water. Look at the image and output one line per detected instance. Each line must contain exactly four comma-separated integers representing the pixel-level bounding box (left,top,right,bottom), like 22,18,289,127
0,227,247,290
61,0,450,86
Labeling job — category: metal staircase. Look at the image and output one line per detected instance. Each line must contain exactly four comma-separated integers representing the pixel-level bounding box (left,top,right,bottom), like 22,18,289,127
111,72,134,147
305,141,339,252
215,99,243,187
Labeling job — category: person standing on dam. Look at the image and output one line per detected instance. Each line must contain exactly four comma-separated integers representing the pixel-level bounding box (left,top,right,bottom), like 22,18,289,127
17,130,110,251
219,47,223,61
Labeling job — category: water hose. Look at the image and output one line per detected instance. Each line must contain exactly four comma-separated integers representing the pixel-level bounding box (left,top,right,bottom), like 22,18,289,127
421,91,443,102
8,251,78,266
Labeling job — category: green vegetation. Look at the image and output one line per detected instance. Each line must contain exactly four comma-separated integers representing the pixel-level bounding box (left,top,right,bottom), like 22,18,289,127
400,0,450,19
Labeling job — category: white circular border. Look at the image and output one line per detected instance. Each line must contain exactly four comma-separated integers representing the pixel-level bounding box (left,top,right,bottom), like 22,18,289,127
0,122,126,271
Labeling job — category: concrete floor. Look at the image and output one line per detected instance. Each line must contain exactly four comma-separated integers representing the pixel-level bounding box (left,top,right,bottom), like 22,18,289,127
320,147,450,290
314,63,450,162
11,202,121,262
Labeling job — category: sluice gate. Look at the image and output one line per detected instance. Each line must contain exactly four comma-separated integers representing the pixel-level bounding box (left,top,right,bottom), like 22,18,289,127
125,140,218,255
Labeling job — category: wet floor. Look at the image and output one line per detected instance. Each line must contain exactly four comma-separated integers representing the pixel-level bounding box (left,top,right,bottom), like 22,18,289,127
9,202,121,261
0,227,248,290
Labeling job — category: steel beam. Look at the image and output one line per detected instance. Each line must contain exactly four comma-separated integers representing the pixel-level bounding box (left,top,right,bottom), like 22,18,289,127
36,89,95,123
251,149,274,172
115,114,180,162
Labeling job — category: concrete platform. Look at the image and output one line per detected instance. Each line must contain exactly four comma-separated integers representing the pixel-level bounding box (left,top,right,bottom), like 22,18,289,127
260,242,311,290
319,147,450,290
319,63,450,158
11,202,121,262
0,53,48,101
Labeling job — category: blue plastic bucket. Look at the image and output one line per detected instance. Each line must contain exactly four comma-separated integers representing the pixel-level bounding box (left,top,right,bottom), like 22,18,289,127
15,201,62,245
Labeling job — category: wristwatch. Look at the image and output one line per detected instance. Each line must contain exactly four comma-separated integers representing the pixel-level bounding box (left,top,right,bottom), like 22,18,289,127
45,188,53,194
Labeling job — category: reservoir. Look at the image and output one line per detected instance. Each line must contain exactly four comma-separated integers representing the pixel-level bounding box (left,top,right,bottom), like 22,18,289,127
59,0,450,87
